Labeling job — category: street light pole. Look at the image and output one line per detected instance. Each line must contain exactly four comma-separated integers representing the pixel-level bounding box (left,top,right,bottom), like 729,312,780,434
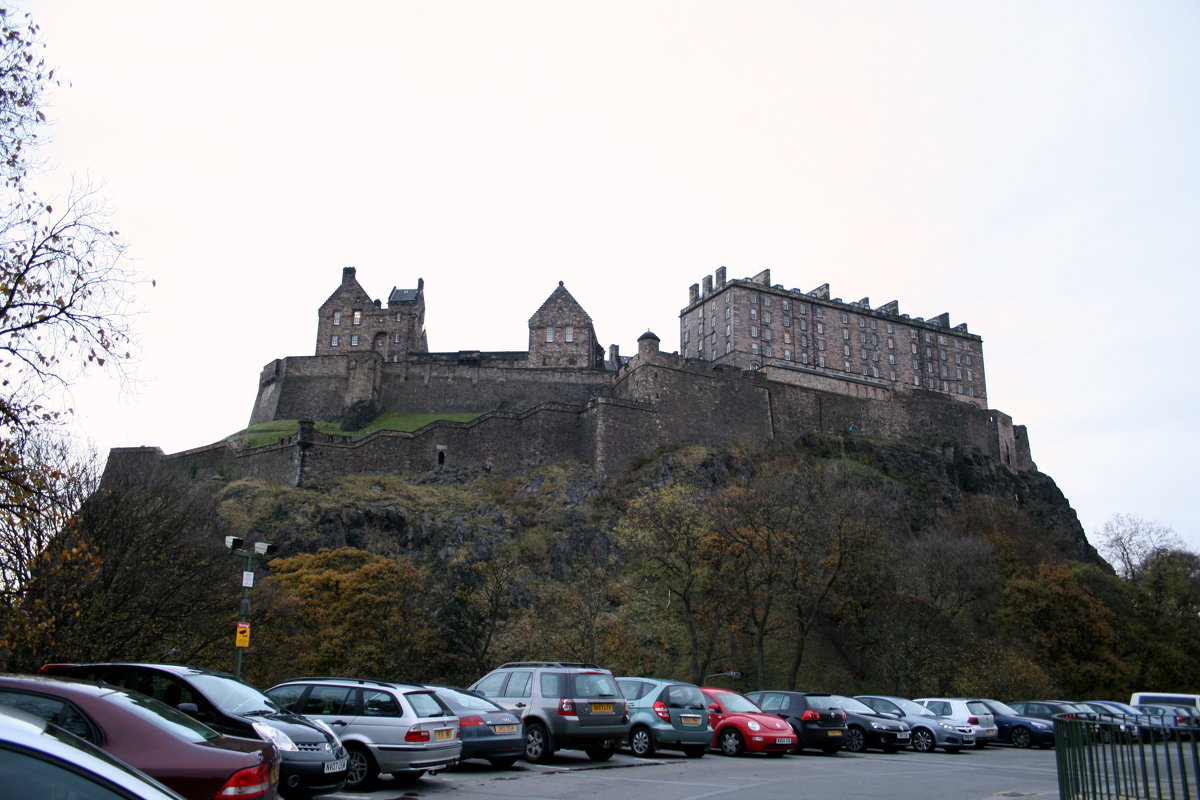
225,537,276,678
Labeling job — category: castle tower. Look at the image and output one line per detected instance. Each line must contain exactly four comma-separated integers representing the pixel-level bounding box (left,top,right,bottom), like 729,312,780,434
314,267,427,361
527,281,605,368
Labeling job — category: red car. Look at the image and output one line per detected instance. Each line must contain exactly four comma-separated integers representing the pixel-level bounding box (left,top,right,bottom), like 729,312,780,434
702,687,794,756
0,674,280,800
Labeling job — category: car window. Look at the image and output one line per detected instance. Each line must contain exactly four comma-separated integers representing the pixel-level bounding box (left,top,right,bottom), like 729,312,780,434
304,685,353,715
187,674,278,715
572,674,619,699
666,685,705,709
407,692,451,718
265,684,306,713
709,691,759,714
0,692,95,742
967,701,991,716
0,745,133,800
363,690,401,717
618,680,649,700
927,701,950,716
539,673,559,697
506,672,533,699
431,687,505,714
473,672,507,698
755,693,784,711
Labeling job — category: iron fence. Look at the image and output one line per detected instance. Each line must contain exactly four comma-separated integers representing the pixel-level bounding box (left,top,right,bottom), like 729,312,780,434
1056,714,1200,799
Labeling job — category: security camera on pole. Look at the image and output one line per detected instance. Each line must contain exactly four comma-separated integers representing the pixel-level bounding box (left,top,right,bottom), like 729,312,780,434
224,536,277,678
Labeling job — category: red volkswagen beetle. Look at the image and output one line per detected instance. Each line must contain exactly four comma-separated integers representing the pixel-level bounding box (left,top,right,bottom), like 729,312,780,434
0,674,279,799
702,687,794,756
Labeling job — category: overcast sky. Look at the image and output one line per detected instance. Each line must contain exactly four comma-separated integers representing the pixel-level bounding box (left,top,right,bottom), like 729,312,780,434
23,1,1200,552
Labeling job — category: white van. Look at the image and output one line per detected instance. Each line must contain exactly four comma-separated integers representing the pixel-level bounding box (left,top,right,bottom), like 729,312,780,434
1130,692,1200,709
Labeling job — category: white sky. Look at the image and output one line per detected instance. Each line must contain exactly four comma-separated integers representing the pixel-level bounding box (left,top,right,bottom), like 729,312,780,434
22,1,1200,552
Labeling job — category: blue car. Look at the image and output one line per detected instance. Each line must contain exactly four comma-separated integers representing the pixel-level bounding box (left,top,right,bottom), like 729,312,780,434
616,677,711,758
977,700,1054,748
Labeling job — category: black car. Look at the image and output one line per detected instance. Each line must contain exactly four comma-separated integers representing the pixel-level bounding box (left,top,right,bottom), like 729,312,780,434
39,662,348,798
745,691,848,755
826,694,911,753
424,685,525,768
976,699,1055,748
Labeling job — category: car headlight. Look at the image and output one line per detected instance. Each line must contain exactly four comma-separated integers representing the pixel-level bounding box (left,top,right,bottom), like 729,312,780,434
938,723,957,731
1032,721,1050,730
252,722,298,752
309,718,342,744
747,720,762,731
871,722,885,730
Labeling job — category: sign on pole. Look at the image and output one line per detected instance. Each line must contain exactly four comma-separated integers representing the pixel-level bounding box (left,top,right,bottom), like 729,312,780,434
235,622,251,648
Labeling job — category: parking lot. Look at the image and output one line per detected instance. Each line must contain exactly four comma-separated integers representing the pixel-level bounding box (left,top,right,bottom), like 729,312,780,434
325,745,1062,800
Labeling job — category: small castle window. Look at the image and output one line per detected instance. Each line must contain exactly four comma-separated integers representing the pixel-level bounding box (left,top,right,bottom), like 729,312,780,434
782,299,790,311
841,312,849,323
784,349,792,360
393,332,401,343
750,307,758,320
750,294,758,304
763,296,771,307
331,335,340,347
750,325,758,338
751,343,759,355
396,312,403,321
351,334,360,346
764,345,773,357
858,317,865,328
333,311,342,326
566,326,574,342
353,310,362,326
545,327,554,343
844,360,851,372
886,323,894,333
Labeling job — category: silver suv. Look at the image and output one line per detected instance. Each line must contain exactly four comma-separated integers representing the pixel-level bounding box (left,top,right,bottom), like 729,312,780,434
266,677,461,790
914,697,998,747
470,661,630,763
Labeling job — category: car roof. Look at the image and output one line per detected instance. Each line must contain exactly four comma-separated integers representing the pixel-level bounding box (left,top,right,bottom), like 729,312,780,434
274,676,428,691
42,662,238,679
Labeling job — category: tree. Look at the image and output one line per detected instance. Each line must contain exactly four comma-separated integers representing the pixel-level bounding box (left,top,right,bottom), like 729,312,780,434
0,8,136,616
1096,513,1183,581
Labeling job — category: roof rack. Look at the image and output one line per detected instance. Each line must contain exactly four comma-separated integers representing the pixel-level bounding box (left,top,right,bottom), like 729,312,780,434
283,676,419,688
497,661,603,669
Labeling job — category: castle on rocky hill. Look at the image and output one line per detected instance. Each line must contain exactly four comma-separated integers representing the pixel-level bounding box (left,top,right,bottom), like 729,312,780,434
104,267,1033,486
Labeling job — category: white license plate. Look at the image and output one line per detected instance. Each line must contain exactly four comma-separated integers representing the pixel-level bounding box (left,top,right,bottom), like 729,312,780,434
983,728,996,736
325,759,347,774
777,737,793,745
897,732,910,739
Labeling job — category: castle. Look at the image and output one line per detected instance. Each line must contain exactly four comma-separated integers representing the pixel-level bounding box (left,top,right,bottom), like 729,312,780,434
103,267,1032,486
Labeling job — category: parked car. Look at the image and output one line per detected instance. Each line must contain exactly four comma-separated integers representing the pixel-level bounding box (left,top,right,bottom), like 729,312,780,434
1134,704,1200,730
265,677,461,789
1008,700,1095,722
825,695,911,753
38,662,347,798
854,695,975,753
470,661,629,763
0,674,279,800
744,690,847,755
914,697,997,747
616,677,710,758
424,685,524,768
701,687,795,756
1081,700,1170,741
0,704,186,800
976,699,1054,748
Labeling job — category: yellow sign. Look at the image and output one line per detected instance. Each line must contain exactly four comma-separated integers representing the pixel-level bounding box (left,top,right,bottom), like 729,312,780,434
235,622,251,648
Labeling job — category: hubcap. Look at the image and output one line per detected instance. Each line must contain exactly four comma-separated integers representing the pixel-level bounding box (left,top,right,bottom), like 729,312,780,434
526,728,544,759
914,730,933,751
346,750,367,786
633,730,651,754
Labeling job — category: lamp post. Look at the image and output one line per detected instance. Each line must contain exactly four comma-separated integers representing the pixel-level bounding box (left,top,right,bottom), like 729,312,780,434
225,536,276,678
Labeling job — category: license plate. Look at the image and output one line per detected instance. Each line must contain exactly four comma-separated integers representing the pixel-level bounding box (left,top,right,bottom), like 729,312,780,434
591,703,614,713
494,724,518,733
828,730,842,736
897,732,910,739
984,728,996,736
777,737,793,745
434,729,453,740
681,715,701,725
324,759,347,774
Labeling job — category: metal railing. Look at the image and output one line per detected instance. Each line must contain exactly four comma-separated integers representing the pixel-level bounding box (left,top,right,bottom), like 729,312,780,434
1056,714,1200,799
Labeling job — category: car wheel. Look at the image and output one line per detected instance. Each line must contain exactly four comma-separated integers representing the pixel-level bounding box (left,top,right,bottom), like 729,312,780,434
487,756,520,769
844,726,866,753
585,741,615,761
682,745,707,758
630,726,656,757
344,744,379,791
524,721,553,763
911,728,936,753
718,728,745,756
1010,726,1033,749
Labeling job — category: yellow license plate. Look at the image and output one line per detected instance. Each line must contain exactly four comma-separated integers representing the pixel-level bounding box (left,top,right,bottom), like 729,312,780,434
591,703,614,713
434,729,453,740
494,724,518,733
681,715,701,725
829,730,842,736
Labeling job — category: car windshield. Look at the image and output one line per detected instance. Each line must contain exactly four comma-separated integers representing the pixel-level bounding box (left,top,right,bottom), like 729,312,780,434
985,700,1019,716
572,673,620,699
829,695,875,714
431,687,505,714
668,685,706,709
889,698,937,716
711,691,760,714
967,701,992,716
188,674,280,715
100,689,222,742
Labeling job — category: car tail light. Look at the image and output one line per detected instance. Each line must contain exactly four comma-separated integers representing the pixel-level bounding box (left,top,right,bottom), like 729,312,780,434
558,699,577,716
405,729,431,742
967,716,979,725
216,763,272,798
800,710,821,721
653,701,671,722
460,715,485,727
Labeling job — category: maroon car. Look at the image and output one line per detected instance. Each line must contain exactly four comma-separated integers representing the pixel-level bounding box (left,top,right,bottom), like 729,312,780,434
0,674,280,800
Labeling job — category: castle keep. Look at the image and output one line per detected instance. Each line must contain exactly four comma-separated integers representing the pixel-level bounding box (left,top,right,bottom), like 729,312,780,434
105,267,1033,486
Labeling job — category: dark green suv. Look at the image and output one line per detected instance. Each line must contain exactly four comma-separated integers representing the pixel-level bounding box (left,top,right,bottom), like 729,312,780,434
470,662,629,763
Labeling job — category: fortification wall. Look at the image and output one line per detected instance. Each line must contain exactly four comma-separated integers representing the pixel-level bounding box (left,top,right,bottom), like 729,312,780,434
250,356,354,426
379,362,614,414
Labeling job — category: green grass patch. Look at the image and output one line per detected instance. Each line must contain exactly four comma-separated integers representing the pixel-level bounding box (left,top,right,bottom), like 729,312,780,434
229,412,484,449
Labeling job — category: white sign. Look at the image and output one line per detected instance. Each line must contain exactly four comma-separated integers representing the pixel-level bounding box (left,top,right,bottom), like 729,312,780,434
242,571,255,588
